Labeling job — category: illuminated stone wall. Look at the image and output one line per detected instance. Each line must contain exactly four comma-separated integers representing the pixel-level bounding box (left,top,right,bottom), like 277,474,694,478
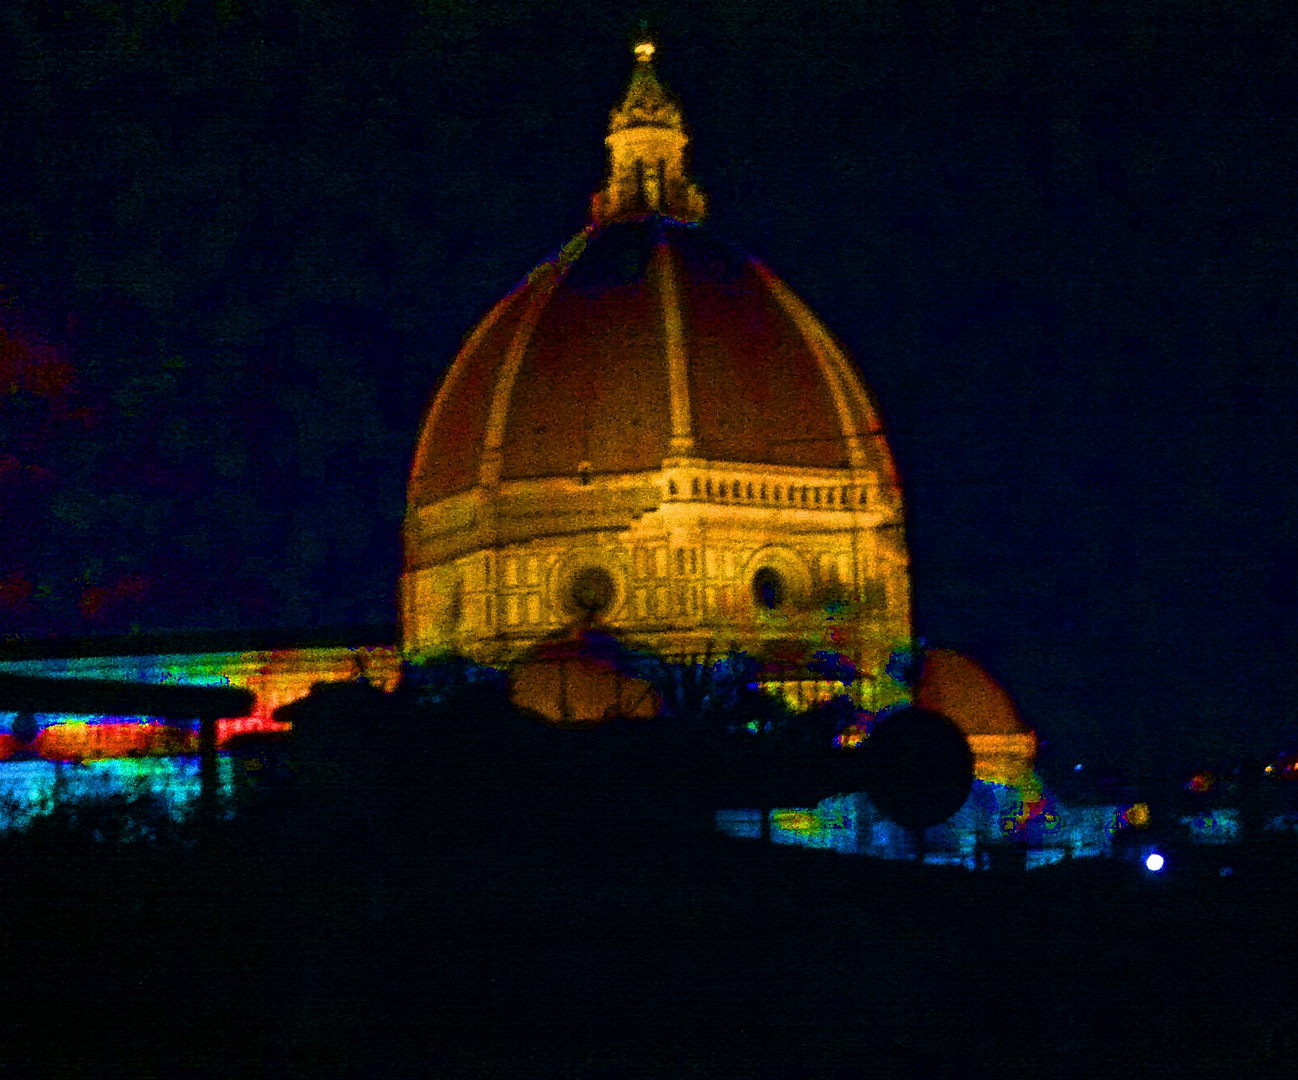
402,457,909,697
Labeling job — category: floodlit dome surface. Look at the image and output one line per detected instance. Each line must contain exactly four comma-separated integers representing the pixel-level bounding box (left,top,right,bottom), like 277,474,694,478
409,216,896,507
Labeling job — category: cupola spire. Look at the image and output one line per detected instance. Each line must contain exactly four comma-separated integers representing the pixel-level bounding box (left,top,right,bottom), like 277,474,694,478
590,35,706,223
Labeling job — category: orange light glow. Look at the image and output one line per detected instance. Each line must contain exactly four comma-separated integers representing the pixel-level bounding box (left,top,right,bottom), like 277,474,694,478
771,810,820,833
0,646,398,760
31,721,192,762
0,716,295,763
915,649,1026,737
1124,802,1151,829
834,722,868,750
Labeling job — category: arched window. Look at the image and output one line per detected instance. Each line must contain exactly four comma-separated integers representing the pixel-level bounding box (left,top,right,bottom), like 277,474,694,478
751,567,786,610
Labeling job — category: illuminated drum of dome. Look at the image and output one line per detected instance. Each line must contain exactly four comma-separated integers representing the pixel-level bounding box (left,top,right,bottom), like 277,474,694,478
402,38,911,717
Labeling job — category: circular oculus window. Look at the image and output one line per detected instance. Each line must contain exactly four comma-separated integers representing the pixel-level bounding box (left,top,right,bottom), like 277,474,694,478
568,566,615,615
751,567,786,610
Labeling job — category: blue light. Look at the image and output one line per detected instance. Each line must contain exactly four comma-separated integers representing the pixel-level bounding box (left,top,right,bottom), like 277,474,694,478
1145,852,1165,872
1074,763,1083,771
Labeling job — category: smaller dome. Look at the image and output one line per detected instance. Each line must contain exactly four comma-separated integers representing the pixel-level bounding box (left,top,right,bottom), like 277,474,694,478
915,650,1028,737
510,628,662,727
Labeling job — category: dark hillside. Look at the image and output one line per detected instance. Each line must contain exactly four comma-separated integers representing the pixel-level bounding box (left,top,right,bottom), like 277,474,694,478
1,690,1294,1077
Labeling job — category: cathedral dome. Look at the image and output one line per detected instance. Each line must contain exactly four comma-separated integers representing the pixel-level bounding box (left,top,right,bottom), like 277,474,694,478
409,216,897,505
402,38,911,695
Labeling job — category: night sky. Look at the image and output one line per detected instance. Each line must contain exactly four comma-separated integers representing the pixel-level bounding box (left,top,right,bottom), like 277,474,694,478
1,1,1295,779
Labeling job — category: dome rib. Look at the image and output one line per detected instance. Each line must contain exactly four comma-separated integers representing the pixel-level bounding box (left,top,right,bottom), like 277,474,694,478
497,231,672,481
652,241,695,455
480,264,565,487
408,284,531,504
674,232,849,470
755,264,888,474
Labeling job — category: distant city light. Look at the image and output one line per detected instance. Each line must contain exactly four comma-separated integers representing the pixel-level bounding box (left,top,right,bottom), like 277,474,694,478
771,810,821,833
834,722,868,749
1145,852,1165,872
1124,802,1151,829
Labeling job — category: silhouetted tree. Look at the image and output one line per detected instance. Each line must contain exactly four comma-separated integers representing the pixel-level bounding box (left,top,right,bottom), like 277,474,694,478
856,706,974,833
